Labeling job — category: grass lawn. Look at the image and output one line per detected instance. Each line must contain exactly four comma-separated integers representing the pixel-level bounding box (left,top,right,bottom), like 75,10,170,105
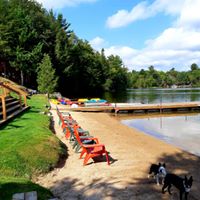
0,95,67,200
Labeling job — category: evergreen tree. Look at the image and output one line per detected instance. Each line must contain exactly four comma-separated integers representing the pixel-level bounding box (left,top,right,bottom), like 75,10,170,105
37,54,58,95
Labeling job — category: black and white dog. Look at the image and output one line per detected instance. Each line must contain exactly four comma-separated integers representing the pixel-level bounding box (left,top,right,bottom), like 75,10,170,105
148,163,167,185
162,173,193,200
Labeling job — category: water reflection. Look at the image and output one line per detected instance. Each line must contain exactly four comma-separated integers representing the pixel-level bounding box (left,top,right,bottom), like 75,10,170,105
120,113,200,156
102,88,200,103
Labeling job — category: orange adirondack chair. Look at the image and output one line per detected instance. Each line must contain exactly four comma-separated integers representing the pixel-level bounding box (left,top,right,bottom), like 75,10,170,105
56,107,76,128
59,113,77,129
63,123,90,142
73,124,98,153
74,125,110,165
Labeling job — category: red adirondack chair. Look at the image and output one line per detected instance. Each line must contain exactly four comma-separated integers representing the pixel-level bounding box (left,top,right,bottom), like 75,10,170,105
74,125,110,165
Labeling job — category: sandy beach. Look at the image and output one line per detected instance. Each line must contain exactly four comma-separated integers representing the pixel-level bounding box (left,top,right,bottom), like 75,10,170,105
36,106,200,200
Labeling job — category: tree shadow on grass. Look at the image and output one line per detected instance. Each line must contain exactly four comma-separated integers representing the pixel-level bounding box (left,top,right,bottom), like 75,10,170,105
48,151,200,200
0,111,28,130
50,116,56,134
55,141,69,169
0,178,54,200
0,106,43,130
1,124,24,130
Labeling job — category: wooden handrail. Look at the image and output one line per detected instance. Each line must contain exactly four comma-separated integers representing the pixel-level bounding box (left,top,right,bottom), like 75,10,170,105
0,82,28,107
0,82,28,95
0,95,6,120
0,81,28,121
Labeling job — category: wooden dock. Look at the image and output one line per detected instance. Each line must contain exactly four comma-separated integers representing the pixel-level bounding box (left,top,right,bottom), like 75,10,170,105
56,102,200,113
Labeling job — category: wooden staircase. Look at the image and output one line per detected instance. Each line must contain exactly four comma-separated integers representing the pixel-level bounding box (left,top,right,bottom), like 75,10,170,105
0,81,29,125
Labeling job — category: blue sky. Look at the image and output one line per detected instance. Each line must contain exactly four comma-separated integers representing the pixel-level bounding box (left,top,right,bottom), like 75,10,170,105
36,0,200,72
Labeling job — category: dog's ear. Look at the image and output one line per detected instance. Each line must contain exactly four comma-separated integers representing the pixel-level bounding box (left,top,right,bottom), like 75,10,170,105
185,175,188,181
158,162,161,166
163,163,166,167
189,176,193,182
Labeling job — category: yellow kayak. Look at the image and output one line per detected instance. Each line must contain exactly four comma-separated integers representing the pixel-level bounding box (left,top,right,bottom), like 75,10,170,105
50,99,60,105
78,98,89,103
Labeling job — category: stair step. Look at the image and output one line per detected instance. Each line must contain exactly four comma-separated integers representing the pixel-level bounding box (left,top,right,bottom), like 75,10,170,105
6,100,20,107
0,96,26,121
0,100,20,110
0,104,23,116
0,106,29,125
0,97,19,105
5,96,17,103
7,104,22,112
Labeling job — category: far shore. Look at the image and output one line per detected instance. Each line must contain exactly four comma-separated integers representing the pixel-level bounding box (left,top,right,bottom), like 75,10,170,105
36,104,200,200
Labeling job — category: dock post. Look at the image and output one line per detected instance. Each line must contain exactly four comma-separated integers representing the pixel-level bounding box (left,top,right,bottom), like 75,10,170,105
115,108,119,114
114,103,119,114
160,96,162,114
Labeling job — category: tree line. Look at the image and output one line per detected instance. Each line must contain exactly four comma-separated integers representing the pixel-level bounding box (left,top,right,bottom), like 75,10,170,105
0,0,200,98
0,0,129,97
129,64,200,88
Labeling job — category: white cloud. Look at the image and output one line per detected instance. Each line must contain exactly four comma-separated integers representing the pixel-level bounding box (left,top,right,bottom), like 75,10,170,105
105,46,138,58
127,49,200,71
103,46,200,71
89,37,106,50
177,0,200,29
106,1,152,28
91,29,200,71
104,46,139,68
106,0,183,29
151,0,183,15
102,0,200,71
146,28,200,50
102,31,200,71
36,0,97,9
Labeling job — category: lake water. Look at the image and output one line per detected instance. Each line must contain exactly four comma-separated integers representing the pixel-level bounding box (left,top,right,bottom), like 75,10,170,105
107,88,200,157
103,88,200,103
120,113,200,157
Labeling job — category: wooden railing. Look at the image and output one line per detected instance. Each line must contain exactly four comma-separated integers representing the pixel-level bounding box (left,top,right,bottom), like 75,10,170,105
0,95,6,120
0,81,28,121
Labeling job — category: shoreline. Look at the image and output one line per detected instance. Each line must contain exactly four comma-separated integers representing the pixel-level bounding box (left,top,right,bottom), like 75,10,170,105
118,112,200,158
36,107,200,199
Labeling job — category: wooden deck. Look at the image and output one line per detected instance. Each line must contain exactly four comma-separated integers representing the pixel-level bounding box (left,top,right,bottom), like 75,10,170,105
55,101,200,113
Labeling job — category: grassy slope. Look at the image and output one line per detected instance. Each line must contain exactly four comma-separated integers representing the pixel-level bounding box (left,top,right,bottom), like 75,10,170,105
0,95,67,200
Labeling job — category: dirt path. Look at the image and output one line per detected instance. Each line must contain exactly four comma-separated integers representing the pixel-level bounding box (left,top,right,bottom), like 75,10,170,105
36,106,200,200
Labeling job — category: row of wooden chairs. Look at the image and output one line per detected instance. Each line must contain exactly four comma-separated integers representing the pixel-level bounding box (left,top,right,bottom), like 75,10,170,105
56,107,110,166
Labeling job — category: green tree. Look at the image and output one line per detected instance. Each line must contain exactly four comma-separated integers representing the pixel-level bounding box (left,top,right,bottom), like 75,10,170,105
106,55,129,92
37,54,58,95
190,63,199,71
165,68,178,87
0,0,46,85
177,71,190,86
188,63,200,86
0,0,11,64
55,13,71,64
